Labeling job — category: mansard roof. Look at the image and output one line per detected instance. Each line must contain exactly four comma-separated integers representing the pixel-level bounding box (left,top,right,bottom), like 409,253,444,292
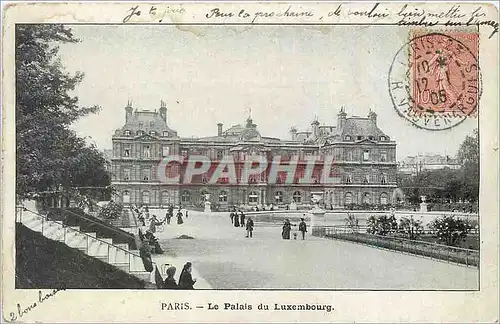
117,109,177,136
340,117,387,139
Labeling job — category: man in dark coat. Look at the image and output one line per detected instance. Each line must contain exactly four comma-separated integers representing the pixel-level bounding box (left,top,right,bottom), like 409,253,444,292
246,217,254,238
240,211,245,227
298,218,307,240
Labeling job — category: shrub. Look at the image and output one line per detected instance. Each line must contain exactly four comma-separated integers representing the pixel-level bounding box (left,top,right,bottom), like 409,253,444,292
366,214,397,236
99,201,123,221
429,216,474,246
398,217,424,240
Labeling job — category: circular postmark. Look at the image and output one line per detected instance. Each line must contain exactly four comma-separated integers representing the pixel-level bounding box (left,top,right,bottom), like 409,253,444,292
388,32,481,131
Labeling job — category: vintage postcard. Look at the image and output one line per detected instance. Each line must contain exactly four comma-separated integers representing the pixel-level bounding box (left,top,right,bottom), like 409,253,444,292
1,1,499,323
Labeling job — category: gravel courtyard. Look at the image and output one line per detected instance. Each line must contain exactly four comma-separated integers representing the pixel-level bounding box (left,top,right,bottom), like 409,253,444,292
154,211,478,290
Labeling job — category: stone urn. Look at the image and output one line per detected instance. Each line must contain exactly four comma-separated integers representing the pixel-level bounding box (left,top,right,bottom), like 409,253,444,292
203,194,212,213
309,193,326,227
419,195,428,212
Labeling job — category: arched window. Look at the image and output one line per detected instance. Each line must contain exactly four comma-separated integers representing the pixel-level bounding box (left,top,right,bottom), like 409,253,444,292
293,191,302,203
136,130,144,136
124,130,131,136
380,193,389,205
163,131,169,137
345,192,353,205
162,191,169,204
379,136,386,141
181,191,191,203
142,191,150,204
344,135,351,141
363,175,369,184
122,190,130,204
363,193,371,204
248,191,259,204
150,131,156,136
219,191,228,203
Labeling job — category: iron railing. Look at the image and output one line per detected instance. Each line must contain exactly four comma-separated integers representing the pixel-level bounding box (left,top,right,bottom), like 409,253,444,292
312,225,479,268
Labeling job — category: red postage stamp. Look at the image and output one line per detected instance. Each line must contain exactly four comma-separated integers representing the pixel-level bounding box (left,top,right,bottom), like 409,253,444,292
409,32,480,118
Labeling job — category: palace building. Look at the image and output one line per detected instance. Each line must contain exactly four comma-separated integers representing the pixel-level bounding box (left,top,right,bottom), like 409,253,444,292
110,101,398,210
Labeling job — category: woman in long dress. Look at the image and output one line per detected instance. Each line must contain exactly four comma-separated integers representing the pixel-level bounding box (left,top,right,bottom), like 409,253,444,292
177,210,184,225
178,262,196,289
282,219,292,240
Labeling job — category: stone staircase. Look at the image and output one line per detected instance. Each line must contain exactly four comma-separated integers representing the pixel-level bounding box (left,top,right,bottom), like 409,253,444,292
16,201,212,289
17,205,154,283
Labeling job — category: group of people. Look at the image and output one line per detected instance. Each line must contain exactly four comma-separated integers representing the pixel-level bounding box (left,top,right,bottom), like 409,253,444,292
159,262,197,290
229,209,254,238
132,204,188,231
165,205,188,225
282,218,308,240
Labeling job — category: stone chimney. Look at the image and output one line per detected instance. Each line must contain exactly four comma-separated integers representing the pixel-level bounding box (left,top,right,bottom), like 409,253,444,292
159,100,167,122
311,119,320,138
337,106,347,129
290,127,298,140
368,109,377,125
217,123,223,136
125,100,133,123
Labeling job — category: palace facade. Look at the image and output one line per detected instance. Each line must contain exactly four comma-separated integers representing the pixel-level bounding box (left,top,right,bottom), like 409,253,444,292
110,101,398,210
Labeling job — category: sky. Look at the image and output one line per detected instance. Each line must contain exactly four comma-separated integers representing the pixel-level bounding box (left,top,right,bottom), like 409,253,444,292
59,25,478,160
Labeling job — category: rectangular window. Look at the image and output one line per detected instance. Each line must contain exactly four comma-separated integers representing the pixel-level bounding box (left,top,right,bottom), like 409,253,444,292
123,169,130,181
143,169,150,181
380,151,387,162
143,145,151,158
363,150,370,161
123,148,130,157
162,146,170,157
181,150,188,158
138,122,143,129
216,150,223,160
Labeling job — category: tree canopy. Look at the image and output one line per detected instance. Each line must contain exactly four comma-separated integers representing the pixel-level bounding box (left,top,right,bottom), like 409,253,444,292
397,128,479,205
16,25,109,199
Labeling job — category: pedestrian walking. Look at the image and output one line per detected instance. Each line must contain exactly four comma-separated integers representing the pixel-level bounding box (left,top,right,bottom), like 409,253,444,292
230,212,234,224
298,218,307,240
177,210,184,225
234,212,240,227
282,219,292,240
240,211,245,227
179,262,196,290
246,217,254,238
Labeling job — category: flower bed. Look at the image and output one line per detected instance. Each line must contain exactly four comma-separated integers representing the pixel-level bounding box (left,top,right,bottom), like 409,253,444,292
313,228,478,267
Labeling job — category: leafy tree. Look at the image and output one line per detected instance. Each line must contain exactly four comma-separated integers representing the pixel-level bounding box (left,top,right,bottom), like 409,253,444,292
429,216,473,246
16,24,105,199
457,128,479,202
